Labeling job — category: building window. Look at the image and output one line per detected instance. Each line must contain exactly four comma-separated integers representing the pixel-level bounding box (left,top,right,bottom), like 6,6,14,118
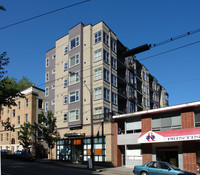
63,95,67,104
70,91,79,103
45,102,48,112
94,107,102,120
38,99,43,109
25,114,28,122
94,87,102,100
52,54,56,60
6,133,8,141
70,36,79,50
69,110,79,122
52,84,55,89
112,57,117,70
104,88,110,101
1,134,3,141
25,98,28,108
1,108,3,115
112,75,117,87
130,102,134,113
195,112,200,127
51,100,55,105
103,50,109,64
52,69,55,74
143,72,146,81
64,46,68,54
45,72,49,82
94,31,101,44
152,115,181,131
111,39,117,52
94,68,102,81
46,57,49,67
112,93,118,105
94,49,102,62
64,61,68,71
143,84,146,94
63,113,67,122
70,54,79,67
18,101,21,110
13,109,15,117
45,87,49,97
104,69,110,82
69,72,79,85
18,116,20,125
64,78,68,88
129,72,134,84
103,32,109,46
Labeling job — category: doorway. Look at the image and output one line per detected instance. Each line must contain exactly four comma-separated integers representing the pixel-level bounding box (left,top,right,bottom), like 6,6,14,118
156,146,178,167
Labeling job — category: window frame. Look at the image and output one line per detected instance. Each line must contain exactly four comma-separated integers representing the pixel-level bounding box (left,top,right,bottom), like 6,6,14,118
69,109,79,122
94,31,102,44
69,90,79,103
94,87,102,100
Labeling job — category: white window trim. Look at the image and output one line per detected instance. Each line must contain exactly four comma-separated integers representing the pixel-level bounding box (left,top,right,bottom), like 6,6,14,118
64,61,68,71
94,67,102,81
46,57,49,67
45,87,49,97
69,53,80,68
69,90,79,103
94,31,102,44
70,36,80,50
63,95,68,105
63,78,68,88
94,49,102,62
69,72,79,85
69,109,79,122
94,87,102,100
45,72,49,82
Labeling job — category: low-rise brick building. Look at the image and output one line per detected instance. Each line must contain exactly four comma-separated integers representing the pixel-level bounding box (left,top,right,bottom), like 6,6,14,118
114,101,200,174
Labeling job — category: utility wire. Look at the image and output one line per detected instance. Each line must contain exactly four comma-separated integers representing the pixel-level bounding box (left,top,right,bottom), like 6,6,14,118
139,40,200,61
150,28,200,48
0,0,91,30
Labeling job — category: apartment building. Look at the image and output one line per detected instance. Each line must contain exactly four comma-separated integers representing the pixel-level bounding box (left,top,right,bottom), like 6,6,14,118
0,86,44,153
45,21,169,165
114,101,200,174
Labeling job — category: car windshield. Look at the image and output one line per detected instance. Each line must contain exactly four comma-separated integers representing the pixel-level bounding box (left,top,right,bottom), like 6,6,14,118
168,163,180,170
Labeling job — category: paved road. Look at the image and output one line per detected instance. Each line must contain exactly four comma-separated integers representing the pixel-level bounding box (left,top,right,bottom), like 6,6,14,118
1,159,114,175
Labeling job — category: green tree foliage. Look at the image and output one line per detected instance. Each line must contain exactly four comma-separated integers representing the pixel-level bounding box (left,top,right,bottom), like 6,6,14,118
36,111,60,159
2,117,15,132
19,122,33,149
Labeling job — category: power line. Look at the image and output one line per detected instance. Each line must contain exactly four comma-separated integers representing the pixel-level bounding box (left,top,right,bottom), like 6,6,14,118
139,40,200,61
150,28,200,48
0,0,91,30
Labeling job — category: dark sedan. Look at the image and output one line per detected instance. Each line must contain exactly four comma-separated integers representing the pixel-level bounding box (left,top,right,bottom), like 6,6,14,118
133,161,196,175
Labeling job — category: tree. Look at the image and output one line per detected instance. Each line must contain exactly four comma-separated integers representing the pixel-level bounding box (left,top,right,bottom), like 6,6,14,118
2,117,15,132
36,111,60,159
19,122,33,150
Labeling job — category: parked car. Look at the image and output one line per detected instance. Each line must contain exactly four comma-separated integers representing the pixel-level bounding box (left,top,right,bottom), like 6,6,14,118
133,161,196,175
13,150,35,161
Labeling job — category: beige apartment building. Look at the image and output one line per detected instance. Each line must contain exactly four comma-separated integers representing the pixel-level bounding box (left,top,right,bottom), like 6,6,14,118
0,86,44,153
45,21,169,166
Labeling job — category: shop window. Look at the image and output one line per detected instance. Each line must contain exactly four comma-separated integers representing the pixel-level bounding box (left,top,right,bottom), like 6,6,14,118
83,137,106,162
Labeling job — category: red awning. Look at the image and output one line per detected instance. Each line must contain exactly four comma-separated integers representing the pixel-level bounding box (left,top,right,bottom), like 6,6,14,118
138,128,200,143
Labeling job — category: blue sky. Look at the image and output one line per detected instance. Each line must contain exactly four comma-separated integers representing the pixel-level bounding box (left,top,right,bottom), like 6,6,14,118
1,0,200,106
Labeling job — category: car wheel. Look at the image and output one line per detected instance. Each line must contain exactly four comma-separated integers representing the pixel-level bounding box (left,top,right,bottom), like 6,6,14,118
140,171,148,175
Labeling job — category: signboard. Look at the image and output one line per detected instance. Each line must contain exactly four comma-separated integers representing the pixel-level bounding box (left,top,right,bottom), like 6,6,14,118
138,130,200,143
87,149,103,155
73,139,81,145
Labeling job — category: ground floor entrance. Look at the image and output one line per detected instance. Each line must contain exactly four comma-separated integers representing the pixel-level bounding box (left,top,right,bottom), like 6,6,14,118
156,146,178,167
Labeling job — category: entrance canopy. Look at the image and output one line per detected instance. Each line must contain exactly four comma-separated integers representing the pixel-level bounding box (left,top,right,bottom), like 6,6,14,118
138,128,200,143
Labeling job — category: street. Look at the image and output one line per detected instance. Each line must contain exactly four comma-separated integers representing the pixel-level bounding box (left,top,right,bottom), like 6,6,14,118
1,159,116,175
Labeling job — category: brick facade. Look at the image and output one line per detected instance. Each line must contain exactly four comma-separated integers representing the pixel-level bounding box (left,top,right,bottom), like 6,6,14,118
181,111,194,129
183,141,197,173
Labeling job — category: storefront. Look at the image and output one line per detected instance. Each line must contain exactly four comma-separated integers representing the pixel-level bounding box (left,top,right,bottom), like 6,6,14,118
138,128,200,172
56,136,106,163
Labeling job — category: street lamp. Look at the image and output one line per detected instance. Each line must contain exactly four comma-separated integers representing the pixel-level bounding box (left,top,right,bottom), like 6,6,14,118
69,71,94,168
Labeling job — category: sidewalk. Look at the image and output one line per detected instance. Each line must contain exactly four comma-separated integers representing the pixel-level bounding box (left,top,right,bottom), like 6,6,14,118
34,158,133,175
